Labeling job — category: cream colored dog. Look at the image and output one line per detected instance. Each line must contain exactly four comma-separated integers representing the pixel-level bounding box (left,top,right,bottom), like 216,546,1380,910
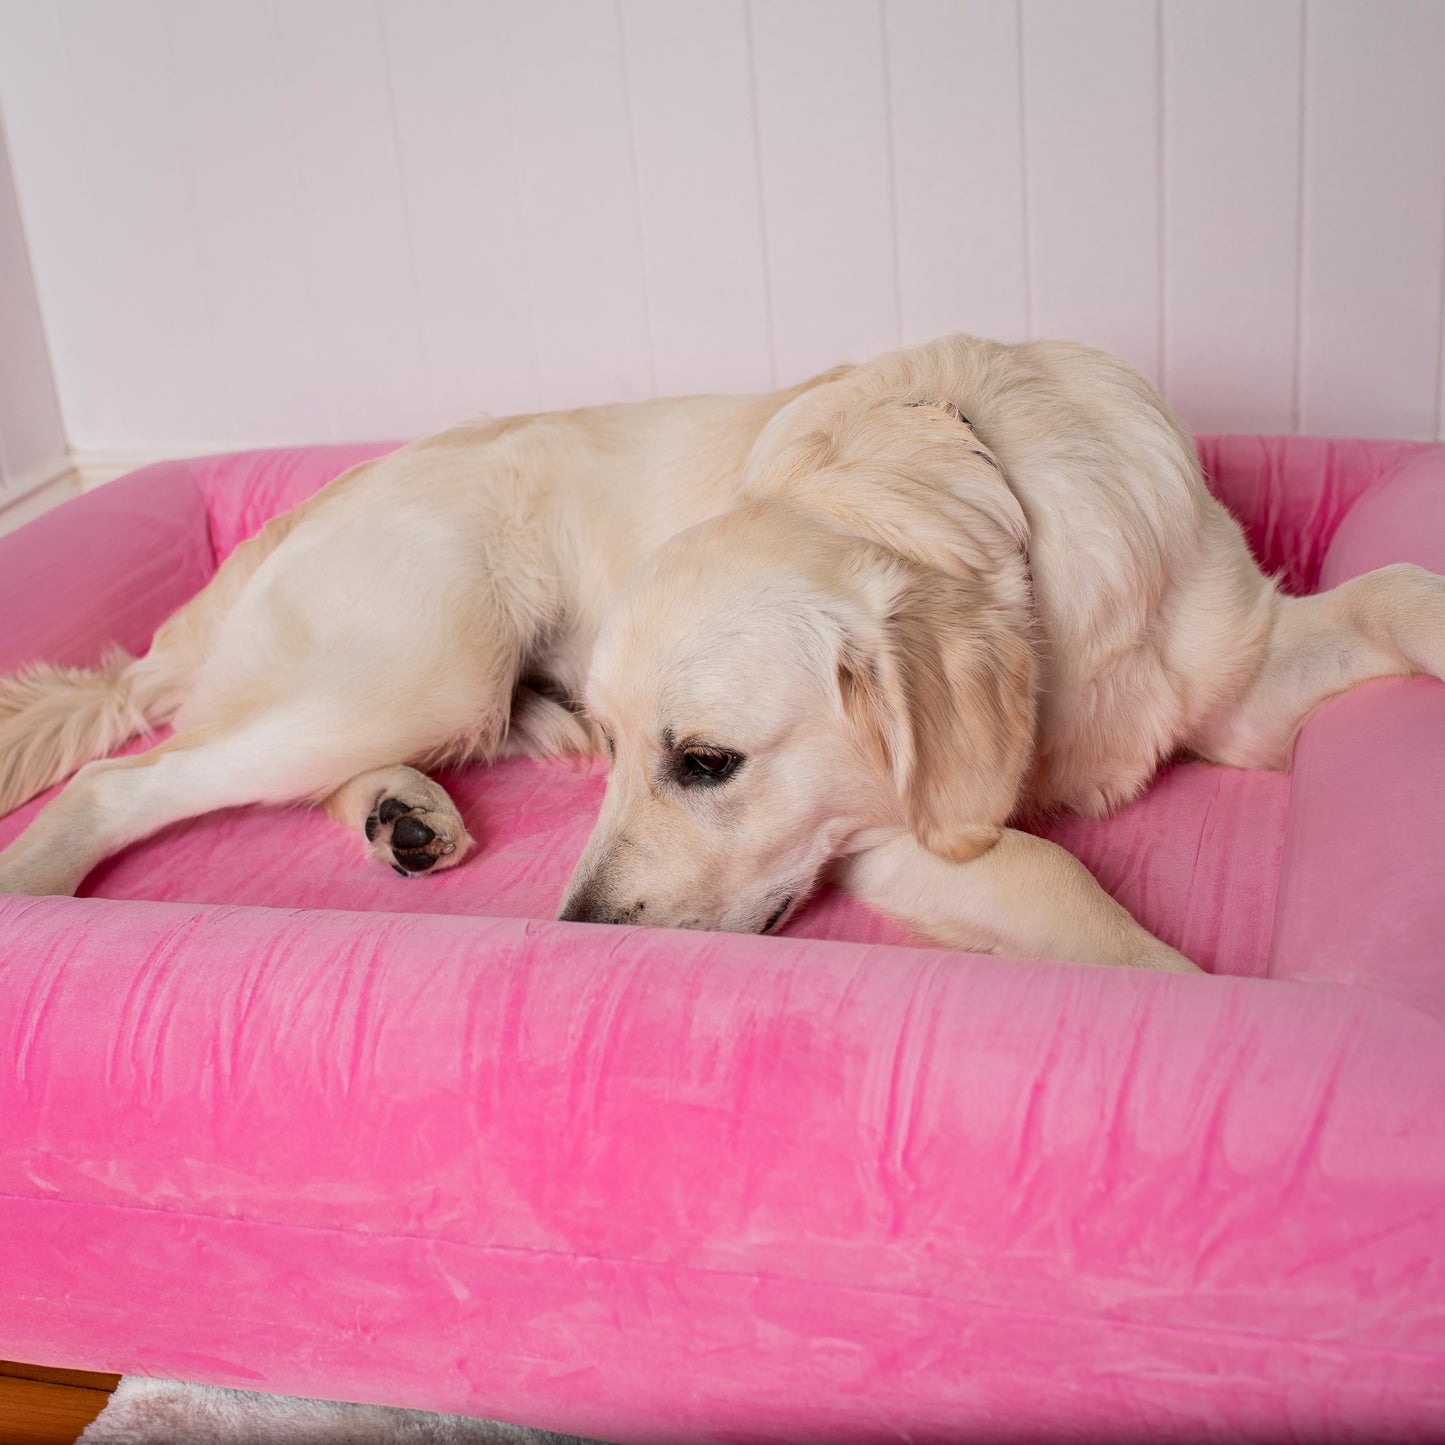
3,333,1443,972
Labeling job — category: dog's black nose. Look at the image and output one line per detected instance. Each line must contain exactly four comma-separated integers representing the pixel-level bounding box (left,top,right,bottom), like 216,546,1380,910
557,887,646,926
557,888,600,924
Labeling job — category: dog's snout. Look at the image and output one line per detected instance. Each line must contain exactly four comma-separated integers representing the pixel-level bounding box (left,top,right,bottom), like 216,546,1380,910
557,881,646,926
557,882,601,923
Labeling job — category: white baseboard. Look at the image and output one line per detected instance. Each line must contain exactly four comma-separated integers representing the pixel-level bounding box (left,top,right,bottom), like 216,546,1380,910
0,448,190,534
2,444,291,534
70,447,204,492
0,455,81,536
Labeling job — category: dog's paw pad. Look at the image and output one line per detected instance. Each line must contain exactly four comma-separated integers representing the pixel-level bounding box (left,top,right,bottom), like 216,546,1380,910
391,814,435,852
377,796,412,827
364,795,463,876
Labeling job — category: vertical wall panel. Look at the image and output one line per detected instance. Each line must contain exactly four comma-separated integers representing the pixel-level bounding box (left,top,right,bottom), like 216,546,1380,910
750,0,899,382
382,0,542,424
1,0,226,452
0,1,91,462
55,0,225,450
0,107,66,494
1021,0,1161,383
0,2,73,457
270,0,428,441
1297,0,1445,439
498,2,653,409
619,0,773,396
1163,0,1302,434
885,0,1029,346
163,1,330,446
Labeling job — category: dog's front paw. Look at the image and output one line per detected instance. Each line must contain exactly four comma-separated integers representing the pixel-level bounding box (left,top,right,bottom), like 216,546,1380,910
364,789,472,876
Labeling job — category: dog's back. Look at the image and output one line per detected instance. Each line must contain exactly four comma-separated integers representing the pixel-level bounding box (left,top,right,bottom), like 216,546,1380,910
0,333,1269,823
744,333,1279,815
0,372,838,817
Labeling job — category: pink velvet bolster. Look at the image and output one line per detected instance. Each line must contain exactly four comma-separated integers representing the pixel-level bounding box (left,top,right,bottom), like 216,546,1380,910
1194,434,1427,595
3,897,1443,1441
0,461,214,670
1271,445,1445,1012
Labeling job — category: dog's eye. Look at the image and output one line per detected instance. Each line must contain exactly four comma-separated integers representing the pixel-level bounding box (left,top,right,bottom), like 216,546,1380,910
679,747,742,785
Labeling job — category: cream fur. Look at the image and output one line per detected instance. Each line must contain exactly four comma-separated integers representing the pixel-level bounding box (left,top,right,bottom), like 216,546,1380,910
3,333,1444,970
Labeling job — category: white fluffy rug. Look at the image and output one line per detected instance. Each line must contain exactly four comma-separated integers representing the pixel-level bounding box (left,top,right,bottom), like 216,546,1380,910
79,1376,608,1444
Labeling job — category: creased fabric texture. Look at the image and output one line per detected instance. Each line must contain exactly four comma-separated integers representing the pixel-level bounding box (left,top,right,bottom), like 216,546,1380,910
2,435,1444,1442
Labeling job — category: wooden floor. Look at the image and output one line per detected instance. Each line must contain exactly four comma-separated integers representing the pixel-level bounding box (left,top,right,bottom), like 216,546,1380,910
0,1362,120,1445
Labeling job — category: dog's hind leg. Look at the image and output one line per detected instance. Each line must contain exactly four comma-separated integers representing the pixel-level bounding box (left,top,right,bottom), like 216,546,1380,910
0,709,423,897
322,765,474,877
1192,563,1445,770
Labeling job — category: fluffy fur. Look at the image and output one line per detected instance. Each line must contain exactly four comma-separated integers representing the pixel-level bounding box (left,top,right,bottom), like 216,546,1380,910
3,333,1443,970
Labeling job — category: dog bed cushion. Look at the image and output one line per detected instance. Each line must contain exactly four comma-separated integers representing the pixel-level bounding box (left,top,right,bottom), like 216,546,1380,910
2,434,1443,1441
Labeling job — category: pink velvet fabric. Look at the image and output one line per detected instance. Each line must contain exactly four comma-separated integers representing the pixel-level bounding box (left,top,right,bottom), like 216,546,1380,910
2,436,1444,1441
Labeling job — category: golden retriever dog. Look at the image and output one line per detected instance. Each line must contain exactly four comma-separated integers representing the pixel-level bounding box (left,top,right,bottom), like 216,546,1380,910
3,333,1443,972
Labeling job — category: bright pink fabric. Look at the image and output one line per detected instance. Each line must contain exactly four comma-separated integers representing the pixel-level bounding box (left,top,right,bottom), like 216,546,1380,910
2,437,1444,1440
1,461,214,669
1269,444,1445,1015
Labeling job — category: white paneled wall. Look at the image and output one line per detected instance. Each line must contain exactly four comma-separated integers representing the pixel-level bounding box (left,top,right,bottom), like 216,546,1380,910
0,105,66,503
1297,2,1445,438
0,0,1443,463
1162,0,1303,434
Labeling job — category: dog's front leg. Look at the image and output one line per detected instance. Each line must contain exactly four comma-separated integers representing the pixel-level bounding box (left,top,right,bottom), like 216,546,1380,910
841,830,1200,972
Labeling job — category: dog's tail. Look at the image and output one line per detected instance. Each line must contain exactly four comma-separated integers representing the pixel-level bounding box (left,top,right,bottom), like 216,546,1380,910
0,646,187,818
0,498,308,820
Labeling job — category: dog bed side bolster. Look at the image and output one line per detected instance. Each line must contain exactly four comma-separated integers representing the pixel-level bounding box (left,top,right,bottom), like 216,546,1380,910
0,460,215,676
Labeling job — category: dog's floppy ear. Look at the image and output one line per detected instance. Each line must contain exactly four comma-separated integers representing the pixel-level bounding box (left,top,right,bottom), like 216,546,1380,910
839,565,1036,862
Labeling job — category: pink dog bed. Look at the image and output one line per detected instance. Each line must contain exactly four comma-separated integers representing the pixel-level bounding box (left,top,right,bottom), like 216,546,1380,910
2,436,1443,1441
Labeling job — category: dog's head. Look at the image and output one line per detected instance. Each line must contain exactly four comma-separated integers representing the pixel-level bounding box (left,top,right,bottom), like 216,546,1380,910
558,403,1036,934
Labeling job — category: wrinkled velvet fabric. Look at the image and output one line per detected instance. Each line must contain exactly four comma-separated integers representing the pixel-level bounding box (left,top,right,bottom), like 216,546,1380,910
2,436,1443,1442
